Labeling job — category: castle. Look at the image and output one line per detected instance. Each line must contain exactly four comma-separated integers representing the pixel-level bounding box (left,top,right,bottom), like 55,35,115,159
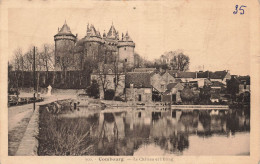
54,21,135,71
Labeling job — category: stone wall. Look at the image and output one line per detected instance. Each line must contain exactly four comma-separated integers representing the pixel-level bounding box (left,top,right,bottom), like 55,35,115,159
126,87,152,102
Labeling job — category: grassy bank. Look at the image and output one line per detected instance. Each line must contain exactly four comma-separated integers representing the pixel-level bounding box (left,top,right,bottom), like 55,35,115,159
37,102,98,155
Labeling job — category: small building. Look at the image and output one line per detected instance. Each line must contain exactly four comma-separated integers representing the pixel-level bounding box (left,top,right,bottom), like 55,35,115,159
162,82,184,103
209,70,231,85
150,70,176,93
125,72,152,103
237,76,250,94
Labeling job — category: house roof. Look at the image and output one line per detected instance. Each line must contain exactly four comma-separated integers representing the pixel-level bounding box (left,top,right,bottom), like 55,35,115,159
163,90,171,95
166,82,184,91
237,76,250,85
167,70,179,77
166,83,178,90
134,68,156,73
176,72,196,78
125,72,151,88
197,71,209,78
209,71,228,80
175,79,182,83
211,81,225,87
204,78,212,85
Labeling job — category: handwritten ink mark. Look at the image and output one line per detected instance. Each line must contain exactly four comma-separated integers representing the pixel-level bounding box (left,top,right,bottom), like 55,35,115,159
233,5,247,15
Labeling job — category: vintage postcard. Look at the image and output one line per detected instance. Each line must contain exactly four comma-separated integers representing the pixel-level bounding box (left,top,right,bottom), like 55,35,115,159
0,0,259,163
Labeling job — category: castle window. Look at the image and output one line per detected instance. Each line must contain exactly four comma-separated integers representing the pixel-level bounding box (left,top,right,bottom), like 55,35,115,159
125,59,127,62
89,44,91,47
124,47,126,51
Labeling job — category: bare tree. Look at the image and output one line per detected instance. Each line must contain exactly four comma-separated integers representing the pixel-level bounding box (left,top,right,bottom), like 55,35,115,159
96,63,109,98
39,44,54,72
12,48,23,71
112,54,124,99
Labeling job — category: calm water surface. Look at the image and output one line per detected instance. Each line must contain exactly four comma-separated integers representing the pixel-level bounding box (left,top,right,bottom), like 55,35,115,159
59,106,250,156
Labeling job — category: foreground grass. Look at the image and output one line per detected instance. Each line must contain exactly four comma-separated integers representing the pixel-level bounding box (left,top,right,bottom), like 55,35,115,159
37,103,97,156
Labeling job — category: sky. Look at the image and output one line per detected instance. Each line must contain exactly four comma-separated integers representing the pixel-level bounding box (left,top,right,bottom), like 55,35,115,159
8,0,252,75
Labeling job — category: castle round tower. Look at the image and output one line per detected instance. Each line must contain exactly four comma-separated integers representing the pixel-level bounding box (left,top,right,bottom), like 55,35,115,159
117,31,135,68
54,21,77,71
83,24,104,61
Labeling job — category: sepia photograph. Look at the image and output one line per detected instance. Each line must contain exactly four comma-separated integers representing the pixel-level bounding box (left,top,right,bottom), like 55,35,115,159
1,0,260,163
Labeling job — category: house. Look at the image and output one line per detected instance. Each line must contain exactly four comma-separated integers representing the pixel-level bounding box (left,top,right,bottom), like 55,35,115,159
162,82,184,103
150,70,176,93
209,70,231,85
125,72,152,103
237,76,250,94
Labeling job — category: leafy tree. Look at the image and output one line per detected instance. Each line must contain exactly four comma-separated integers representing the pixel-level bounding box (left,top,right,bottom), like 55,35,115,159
227,76,239,101
180,86,195,104
169,52,190,71
199,85,211,104
151,50,190,71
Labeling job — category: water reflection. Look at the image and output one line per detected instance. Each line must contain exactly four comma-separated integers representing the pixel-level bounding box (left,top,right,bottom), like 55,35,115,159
59,107,250,156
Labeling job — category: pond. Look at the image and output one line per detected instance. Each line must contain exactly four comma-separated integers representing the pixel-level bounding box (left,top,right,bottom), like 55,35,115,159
38,104,250,156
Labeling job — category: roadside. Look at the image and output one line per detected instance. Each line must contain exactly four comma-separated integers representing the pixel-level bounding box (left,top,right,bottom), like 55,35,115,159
8,95,76,156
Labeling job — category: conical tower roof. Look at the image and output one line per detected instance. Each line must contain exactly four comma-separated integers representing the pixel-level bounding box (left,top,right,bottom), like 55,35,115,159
107,23,118,40
59,21,71,33
84,23,103,43
122,31,133,42
55,21,76,37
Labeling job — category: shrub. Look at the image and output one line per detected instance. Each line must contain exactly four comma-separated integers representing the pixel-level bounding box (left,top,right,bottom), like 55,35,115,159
104,89,115,100
86,79,99,98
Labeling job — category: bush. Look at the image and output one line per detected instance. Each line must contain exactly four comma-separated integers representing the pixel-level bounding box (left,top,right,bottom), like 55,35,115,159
86,80,99,98
104,89,115,100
